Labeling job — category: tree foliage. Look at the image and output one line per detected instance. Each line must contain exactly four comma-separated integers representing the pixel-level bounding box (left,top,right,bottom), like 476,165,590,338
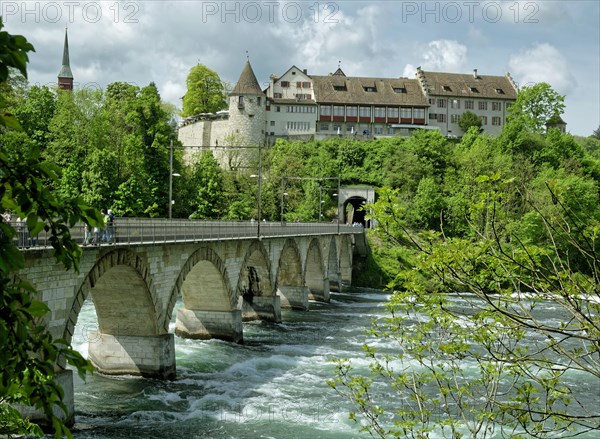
457,110,482,133
181,64,227,117
508,82,566,133
0,21,102,437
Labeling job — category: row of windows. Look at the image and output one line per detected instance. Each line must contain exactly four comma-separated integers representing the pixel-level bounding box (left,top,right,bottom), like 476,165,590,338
286,106,316,113
431,114,505,126
319,123,411,136
320,105,425,119
280,81,312,88
430,98,510,111
286,121,311,131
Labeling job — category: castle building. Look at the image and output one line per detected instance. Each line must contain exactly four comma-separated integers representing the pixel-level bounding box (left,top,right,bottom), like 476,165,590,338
416,67,519,136
177,61,520,155
57,28,74,91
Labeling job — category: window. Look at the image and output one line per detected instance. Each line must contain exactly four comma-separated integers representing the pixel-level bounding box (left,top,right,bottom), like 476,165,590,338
438,114,446,123
359,106,371,117
333,106,344,116
302,82,311,88
388,127,395,135
413,108,425,119
429,113,438,120
287,105,316,113
393,87,407,93
270,121,275,126
333,85,347,91
374,126,383,135
450,114,460,123
480,116,488,125
295,93,311,100
387,107,399,118
364,86,377,92
320,105,331,116
464,100,474,110
333,124,342,133
492,102,501,111
470,86,479,93
346,106,358,117
273,92,283,98
450,99,460,109
478,101,488,111
400,107,412,118
495,88,505,94
320,122,329,131
296,81,303,88
429,98,435,105
506,102,513,110
374,107,386,118
443,85,452,92
281,81,290,87
276,106,281,112
492,116,502,126
257,97,261,105
438,99,446,108
346,125,355,132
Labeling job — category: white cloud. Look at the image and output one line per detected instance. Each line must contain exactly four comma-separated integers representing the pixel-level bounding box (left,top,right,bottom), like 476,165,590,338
509,43,576,95
401,40,468,76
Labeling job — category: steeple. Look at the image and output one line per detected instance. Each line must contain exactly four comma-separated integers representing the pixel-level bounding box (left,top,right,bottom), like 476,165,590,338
230,61,263,96
58,27,74,91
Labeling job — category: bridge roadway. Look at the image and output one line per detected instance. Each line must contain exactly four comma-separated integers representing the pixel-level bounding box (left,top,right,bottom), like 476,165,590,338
16,218,365,425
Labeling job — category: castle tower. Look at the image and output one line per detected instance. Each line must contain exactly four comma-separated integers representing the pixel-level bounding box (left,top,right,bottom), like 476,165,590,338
57,28,73,91
228,60,266,147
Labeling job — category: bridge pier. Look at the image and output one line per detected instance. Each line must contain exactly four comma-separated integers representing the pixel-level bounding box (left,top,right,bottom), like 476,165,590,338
175,308,243,343
278,286,309,310
329,271,342,293
308,278,330,302
242,295,282,322
16,368,75,429
88,332,176,380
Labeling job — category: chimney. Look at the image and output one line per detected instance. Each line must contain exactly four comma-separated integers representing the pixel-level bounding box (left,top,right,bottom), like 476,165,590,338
473,69,478,79
303,69,307,74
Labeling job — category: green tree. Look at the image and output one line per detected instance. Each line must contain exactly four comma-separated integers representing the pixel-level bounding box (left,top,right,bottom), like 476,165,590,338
508,82,565,133
0,20,101,437
331,182,600,438
189,151,226,219
181,64,227,117
457,110,482,133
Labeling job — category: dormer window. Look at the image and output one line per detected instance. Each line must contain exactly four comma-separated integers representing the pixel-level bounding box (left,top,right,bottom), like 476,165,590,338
333,85,347,91
393,87,407,93
443,85,452,92
364,86,377,92
470,87,479,93
495,88,505,94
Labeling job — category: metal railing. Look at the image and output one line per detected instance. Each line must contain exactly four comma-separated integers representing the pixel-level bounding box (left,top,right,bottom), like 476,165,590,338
7,218,364,250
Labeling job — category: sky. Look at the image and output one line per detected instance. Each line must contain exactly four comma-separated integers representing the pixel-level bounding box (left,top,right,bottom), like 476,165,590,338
2,0,599,136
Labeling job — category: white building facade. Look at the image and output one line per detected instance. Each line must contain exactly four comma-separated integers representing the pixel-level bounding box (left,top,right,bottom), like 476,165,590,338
178,62,520,153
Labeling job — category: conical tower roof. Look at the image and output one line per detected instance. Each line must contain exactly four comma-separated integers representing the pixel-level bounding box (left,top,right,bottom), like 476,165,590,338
58,28,73,79
230,61,263,96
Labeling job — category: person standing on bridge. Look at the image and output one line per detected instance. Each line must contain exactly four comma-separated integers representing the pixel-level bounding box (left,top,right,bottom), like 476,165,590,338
106,209,115,243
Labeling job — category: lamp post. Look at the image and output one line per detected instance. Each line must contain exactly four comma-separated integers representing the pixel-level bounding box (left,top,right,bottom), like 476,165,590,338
168,141,182,219
249,144,263,238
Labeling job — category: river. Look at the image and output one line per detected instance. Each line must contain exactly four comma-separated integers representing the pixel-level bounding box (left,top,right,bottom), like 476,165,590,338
69,290,599,438
70,290,386,438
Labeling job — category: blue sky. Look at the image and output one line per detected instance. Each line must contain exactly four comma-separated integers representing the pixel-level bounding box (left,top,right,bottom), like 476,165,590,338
2,0,599,135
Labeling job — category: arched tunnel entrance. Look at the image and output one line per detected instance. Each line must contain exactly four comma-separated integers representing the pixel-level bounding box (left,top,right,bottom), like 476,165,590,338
339,186,375,228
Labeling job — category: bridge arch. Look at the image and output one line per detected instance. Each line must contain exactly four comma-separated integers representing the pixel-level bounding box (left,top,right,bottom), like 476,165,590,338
305,238,328,302
275,238,307,310
339,234,353,286
172,246,242,343
64,248,161,344
238,240,280,322
326,237,340,293
64,248,174,379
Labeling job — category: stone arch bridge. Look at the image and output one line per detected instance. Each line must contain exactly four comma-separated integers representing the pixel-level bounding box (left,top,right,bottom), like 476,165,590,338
18,219,364,421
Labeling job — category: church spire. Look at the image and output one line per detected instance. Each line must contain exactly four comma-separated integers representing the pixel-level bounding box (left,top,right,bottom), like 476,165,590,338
58,27,74,91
